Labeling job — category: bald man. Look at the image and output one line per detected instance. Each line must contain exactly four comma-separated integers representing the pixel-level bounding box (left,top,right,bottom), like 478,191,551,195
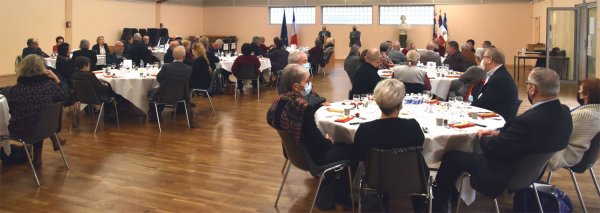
388,41,407,64
148,46,192,121
163,41,180,63
350,48,382,95
107,41,129,65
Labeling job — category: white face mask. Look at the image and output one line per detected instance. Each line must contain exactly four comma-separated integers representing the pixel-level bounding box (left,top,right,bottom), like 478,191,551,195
478,59,485,70
302,62,311,70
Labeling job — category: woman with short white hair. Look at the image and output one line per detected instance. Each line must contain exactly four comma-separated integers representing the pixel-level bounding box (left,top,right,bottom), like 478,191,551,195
353,78,427,212
392,50,431,93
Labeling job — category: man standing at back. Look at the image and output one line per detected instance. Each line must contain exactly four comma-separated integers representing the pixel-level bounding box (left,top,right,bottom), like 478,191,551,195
432,68,573,212
130,33,152,66
472,48,519,120
148,46,191,121
318,26,331,44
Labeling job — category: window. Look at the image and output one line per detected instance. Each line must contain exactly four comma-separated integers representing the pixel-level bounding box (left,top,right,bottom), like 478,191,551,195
322,6,372,25
270,7,316,24
379,6,435,25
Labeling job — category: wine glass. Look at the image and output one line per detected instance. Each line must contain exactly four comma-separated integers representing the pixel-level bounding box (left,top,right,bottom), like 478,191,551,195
352,94,360,102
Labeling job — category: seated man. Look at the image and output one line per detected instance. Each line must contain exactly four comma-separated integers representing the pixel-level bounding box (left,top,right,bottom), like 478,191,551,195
147,46,192,121
22,38,49,58
432,67,573,212
461,43,477,69
442,41,466,72
106,41,129,66
472,48,519,120
377,41,394,69
387,41,407,64
420,42,442,67
351,48,381,95
71,56,119,122
143,35,151,48
163,41,179,64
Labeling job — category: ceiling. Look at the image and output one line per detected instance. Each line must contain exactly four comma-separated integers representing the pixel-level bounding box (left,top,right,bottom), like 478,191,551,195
120,0,536,6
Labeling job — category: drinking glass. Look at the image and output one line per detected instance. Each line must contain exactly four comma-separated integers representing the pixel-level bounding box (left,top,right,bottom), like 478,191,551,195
352,94,360,102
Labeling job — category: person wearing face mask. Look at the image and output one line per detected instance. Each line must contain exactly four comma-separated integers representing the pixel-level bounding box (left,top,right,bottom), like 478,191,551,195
432,67,572,212
547,78,600,171
471,48,519,120
349,25,361,47
283,51,328,109
267,64,355,211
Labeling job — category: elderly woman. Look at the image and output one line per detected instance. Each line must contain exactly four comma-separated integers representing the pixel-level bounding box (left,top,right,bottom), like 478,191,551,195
267,37,289,86
392,50,431,93
9,55,66,168
548,78,600,171
190,43,212,90
267,64,354,210
92,36,109,55
308,39,324,75
354,78,426,212
181,40,194,65
378,41,394,69
323,38,335,65
344,45,362,83
232,43,261,94
72,39,98,70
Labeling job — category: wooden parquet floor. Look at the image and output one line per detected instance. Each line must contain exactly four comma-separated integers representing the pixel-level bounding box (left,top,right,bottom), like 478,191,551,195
0,62,598,212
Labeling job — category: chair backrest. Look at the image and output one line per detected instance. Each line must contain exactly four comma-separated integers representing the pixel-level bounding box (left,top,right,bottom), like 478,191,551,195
364,148,428,195
236,62,258,79
403,82,425,94
571,132,600,173
156,79,189,104
72,79,101,105
506,152,556,191
277,130,314,172
22,102,63,144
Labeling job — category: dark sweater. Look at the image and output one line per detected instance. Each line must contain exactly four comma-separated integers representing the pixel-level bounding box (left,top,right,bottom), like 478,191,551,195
190,57,211,89
354,118,424,162
231,55,261,77
351,63,381,95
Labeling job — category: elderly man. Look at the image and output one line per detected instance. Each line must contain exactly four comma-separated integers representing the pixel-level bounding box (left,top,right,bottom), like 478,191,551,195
143,35,151,48
283,50,328,108
349,25,361,47
378,42,395,69
432,67,572,212
22,38,49,58
388,41,407,64
461,43,477,69
318,26,331,44
163,41,179,64
420,42,442,67
472,48,519,120
351,48,382,95
130,33,153,66
209,39,224,55
433,37,446,57
106,41,129,66
443,41,466,72
148,46,192,121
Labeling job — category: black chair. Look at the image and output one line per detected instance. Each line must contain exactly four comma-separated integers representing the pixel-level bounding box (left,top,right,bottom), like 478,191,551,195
1,102,70,187
547,133,600,213
158,28,169,41
456,152,556,213
360,148,433,213
274,130,354,213
72,79,119,134
509,100,523,119
322,49,334,76
403,82,425,94
149,79,190,132
234,62,260,99
147,28,160,46
120,28,134,41
138,28,147,37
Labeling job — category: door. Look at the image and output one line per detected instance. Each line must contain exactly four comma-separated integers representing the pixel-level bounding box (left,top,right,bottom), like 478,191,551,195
547,8,577,81
585,6,596,79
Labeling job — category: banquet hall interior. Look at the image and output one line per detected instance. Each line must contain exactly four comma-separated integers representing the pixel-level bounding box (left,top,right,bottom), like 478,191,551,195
1,0,599,212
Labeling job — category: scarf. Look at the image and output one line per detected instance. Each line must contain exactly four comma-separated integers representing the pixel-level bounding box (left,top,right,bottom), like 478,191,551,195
267,91,309,143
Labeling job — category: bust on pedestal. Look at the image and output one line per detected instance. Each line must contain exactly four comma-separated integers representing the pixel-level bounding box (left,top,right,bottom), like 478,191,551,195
398,15,410,48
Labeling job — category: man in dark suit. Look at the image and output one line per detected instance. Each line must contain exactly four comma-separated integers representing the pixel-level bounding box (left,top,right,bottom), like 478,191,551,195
351,48,381,95
420,42,443,67
387,41,407,64
349,25,361,47
472,48,519,120
22,38,49,58
106,41,129,66
432,67,573,212
163,41,179,64
443,41,466,72
130,33,153,66
318,26,331,44
147,46,192,121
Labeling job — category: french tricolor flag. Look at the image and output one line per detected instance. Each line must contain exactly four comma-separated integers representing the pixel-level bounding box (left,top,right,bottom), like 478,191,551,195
290,11,298,46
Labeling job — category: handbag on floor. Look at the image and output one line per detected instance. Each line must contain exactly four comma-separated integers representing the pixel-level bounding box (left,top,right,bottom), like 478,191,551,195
0,144,28,166
513,182,573,213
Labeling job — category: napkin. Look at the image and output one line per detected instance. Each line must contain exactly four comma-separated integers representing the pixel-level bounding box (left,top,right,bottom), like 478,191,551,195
478,112,498,118
335,116,354,123
326,108,344,113
426,100,440,105
450,122,475,129
446,75,460,78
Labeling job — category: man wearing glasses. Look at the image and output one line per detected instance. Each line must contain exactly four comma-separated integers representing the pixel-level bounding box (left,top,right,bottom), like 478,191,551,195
471,48,519,120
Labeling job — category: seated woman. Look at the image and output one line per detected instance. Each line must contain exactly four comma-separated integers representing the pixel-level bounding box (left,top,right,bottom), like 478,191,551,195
8,55,66,168
72,39,98,70
267,37,289,87
232,43,261,94
392,50,431,93
353,78,426,212
267,64,355,210
92,36,110,55
56,42,74,88
190,43,212,90
52,36,64,54
548,78,600,171
70,56,119,122
308,39,324,75
182,40,194,66
448,66,487,101
322,38,335,66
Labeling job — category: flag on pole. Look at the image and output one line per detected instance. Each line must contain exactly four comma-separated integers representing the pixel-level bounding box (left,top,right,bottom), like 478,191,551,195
290,11,298,46
443,13,448,35
438,11,447,45
280,11,289,46
433,12,437,39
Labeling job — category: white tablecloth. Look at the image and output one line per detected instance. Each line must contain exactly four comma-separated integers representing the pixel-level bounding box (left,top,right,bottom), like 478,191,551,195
152,50,166,62
0,96,12,155
46,55,106,68
218,57,272,72
96,68,159,113
378,67,459,100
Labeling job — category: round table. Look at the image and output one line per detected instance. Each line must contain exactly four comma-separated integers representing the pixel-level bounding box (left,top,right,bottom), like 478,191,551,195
45,55,106,68
378,66,460,100
95,68,159,113
315,101,506,165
